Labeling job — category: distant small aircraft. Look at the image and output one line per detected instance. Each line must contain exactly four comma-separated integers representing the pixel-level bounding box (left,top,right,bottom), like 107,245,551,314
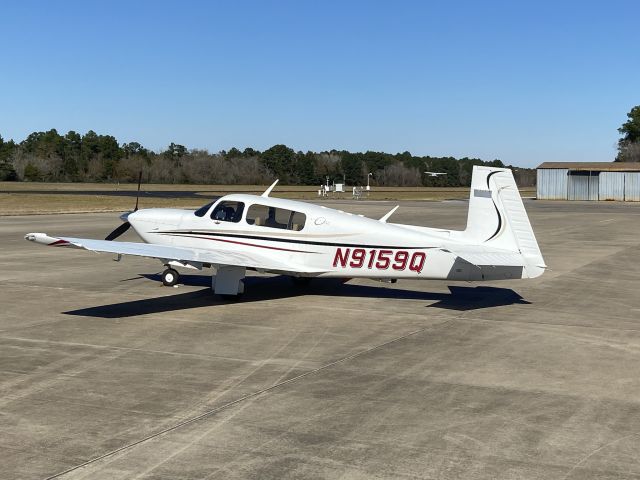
424,171,447,177
25,166,546,297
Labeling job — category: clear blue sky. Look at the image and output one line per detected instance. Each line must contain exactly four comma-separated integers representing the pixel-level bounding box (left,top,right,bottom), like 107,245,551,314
1,0,638,167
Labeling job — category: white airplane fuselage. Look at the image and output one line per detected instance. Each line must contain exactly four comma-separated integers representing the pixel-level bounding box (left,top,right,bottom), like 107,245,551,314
128,195,464,280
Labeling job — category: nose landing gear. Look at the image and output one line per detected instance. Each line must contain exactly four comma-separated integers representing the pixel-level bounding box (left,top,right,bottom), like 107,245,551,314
161,268,179,286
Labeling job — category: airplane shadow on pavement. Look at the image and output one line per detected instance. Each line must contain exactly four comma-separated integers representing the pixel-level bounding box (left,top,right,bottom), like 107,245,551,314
64,274,531,319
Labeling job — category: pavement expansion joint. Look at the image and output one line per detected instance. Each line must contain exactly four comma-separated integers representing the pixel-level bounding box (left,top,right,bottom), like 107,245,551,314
44,319,453,479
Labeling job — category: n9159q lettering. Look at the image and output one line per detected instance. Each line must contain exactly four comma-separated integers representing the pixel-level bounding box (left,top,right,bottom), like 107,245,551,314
332,248,426,273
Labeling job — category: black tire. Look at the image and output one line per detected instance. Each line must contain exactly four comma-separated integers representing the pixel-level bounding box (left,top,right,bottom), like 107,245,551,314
162,268,179,286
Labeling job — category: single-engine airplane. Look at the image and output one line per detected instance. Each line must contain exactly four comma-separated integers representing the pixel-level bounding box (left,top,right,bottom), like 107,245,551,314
25,166,546,296
424,171,447,177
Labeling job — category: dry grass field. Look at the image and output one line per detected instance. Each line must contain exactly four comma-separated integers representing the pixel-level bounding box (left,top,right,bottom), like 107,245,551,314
0,193,203,215
0,182,535,215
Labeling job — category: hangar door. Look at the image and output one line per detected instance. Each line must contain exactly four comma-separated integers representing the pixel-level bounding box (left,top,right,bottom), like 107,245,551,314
599,172,625,201
625,173,640,201
568,171,599,200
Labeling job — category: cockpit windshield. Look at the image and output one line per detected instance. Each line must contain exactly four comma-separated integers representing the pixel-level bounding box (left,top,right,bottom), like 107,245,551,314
194,201,215,217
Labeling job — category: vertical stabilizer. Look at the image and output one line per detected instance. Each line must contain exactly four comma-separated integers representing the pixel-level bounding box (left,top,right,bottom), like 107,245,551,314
463,166,546,278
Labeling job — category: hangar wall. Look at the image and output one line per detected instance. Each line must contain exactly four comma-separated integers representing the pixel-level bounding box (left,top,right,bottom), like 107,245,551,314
537,168,568,200
537,163,640,201
626,173,640,202
568,172,599,201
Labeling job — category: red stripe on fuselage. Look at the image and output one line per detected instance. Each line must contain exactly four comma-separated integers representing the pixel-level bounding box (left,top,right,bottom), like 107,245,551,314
164,233,319,253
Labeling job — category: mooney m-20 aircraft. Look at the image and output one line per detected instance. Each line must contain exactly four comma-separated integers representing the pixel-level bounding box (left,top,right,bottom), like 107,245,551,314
25,166,546,296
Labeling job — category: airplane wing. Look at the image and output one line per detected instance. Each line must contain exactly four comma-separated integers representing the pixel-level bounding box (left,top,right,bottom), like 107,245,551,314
24,233,326,274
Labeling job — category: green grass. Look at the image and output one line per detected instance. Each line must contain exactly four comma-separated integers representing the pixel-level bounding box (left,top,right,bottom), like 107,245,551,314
0,182,535,215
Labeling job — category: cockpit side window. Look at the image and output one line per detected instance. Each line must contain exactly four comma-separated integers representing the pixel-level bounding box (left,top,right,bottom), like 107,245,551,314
210,201,244,223
246,204,306,231
194,201,215,217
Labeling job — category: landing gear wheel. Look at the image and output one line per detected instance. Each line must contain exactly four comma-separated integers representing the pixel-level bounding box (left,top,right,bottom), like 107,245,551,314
162,268,179,286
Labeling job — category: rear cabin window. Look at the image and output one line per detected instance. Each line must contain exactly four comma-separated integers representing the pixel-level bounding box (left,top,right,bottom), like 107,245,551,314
246,204,306,231
210,201,244,223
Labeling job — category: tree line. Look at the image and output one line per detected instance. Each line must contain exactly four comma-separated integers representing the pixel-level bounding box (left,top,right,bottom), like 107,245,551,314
0,129,536,187
617,105,640,162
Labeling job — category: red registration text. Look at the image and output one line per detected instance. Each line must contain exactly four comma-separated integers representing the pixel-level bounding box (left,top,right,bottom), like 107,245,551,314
333,248,426,273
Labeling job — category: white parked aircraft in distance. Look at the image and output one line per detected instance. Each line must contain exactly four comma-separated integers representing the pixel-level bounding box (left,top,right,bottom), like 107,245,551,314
424,171,447,177
25,166,546,297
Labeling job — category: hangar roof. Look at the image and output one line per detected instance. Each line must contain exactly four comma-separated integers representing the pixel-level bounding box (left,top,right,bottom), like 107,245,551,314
537,162,640,171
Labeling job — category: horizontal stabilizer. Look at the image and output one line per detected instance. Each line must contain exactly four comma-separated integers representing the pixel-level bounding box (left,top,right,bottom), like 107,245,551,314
441,244,546,279
443,248,526,267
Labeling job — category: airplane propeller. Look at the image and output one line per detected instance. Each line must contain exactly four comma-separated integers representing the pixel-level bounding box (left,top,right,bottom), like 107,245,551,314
105,171,142,241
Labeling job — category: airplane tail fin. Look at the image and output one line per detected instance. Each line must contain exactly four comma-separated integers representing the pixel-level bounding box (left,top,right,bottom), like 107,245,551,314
461,166,546,278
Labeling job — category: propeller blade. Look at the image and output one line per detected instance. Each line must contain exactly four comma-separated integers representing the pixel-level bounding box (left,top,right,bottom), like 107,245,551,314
105,221,131,241
134,170,142,211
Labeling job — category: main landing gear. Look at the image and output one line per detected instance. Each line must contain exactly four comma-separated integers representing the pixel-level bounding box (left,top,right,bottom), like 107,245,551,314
161,268,179,286
212,266,245,296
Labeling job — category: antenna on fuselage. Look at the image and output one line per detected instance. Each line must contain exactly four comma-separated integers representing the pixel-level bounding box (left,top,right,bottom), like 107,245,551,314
261,179,279,197
378,205,400,223
379,205,399,223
